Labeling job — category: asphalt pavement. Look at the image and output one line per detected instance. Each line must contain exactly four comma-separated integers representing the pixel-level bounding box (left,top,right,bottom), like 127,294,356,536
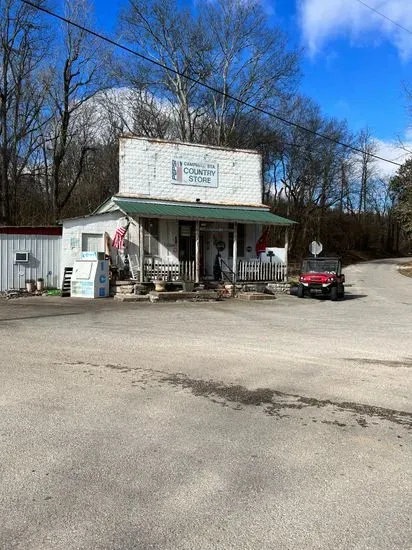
0,258,411,549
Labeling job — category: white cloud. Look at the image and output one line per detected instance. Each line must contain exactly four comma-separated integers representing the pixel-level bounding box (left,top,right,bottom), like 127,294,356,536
298,0,412,60
374,138,411,177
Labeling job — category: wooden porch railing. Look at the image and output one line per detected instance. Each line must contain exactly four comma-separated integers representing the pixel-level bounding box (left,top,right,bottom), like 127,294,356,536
237,260,287,282
137,259,287,283
143,260,195,281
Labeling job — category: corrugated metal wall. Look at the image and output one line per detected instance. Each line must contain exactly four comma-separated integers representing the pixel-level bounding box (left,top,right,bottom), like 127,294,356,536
0,234,62,291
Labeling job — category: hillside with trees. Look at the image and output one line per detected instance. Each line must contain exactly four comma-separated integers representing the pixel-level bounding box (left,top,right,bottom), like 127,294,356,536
1,0,411,260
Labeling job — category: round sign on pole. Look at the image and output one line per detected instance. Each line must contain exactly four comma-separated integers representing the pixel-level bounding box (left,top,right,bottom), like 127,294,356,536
309,241,323,256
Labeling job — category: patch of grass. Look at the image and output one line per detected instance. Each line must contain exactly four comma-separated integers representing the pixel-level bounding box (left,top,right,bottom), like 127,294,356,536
46,289,61,296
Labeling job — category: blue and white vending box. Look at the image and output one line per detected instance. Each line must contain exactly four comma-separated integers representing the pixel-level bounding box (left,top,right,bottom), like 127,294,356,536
71,252,110,298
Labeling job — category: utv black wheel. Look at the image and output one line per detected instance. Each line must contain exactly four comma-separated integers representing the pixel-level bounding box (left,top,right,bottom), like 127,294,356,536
338,284,345,299
297,285,305,298
330,285,338,301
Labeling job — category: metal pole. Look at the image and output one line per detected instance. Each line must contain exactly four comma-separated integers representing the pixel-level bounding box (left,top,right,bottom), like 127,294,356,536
195,220,200,283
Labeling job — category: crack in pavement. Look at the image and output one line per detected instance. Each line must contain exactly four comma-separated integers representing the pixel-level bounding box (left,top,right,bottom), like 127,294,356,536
61,361,412,430
345,357,412,368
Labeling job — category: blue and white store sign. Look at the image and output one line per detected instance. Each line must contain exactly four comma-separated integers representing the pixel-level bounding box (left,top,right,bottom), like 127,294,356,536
172,159,219,188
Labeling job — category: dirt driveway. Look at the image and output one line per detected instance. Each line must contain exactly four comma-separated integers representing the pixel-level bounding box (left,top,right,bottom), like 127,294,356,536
0,258,411,549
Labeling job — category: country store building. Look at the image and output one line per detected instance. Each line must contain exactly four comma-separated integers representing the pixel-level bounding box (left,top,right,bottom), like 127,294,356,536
61,137,295,289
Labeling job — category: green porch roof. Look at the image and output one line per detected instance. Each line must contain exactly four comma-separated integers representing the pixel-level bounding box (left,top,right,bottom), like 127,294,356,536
112,198,295,225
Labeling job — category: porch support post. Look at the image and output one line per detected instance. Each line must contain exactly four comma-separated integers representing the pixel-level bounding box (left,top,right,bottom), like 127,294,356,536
195,220,200,283
233,222,238,287
284,227,289,282
139,217,144,283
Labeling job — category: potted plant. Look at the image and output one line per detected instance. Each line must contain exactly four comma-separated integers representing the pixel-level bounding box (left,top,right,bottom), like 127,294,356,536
153,277,166,292
36,277,44,291
26,279,35,292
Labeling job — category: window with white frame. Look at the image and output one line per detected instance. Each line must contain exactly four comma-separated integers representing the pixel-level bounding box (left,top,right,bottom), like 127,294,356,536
82,233,103,252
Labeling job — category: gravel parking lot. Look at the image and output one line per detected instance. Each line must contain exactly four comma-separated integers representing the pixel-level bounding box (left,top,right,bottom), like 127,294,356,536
0,258,411,549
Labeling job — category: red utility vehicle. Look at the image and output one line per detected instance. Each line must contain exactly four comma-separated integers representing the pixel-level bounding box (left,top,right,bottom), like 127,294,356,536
297,256,345,300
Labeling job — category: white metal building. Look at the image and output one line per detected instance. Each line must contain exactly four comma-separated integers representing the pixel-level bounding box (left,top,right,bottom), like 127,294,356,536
0,227,62,291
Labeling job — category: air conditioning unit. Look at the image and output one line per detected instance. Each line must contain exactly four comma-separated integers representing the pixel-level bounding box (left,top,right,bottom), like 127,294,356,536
14,251,29,263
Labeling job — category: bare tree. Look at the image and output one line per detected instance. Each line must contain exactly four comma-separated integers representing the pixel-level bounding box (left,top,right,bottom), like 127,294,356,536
118,0,299,146
61,94,121,216
355,128,377,215
39,0,106,221
260,97,355,256
119,0,211,143
97,87,174,139
0,0,48,225
199,0,300,146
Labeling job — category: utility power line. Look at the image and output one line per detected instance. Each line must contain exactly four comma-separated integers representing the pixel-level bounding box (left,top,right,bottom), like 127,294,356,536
355,0,412,36
21,0,404,168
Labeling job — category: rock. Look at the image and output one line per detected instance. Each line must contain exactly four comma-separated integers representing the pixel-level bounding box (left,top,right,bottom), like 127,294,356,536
134,284,147,295
149,292,159,303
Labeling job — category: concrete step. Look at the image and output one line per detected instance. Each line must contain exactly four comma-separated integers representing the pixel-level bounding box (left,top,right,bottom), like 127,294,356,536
149,290,219,302
113,294,150,302
113,290,220,303
236,292,277,301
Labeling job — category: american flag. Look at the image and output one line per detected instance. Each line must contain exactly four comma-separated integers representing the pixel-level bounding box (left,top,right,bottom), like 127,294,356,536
255,227,269,256
112,223,129,249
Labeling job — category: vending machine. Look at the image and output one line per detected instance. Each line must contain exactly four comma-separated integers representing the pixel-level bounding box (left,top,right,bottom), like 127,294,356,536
71,252,110,298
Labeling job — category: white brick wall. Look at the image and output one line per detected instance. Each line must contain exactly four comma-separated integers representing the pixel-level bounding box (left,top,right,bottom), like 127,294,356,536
119,137,263,206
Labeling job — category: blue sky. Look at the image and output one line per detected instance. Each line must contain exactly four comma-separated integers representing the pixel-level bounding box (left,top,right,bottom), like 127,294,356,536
92,0,412,171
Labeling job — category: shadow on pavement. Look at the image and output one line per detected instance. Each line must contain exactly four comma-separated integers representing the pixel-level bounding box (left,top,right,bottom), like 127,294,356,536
306,293,368,301
0,312,83,322
340,294,368,300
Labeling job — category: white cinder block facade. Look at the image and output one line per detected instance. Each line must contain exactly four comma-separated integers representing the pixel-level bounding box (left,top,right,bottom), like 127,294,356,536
119,137,262,206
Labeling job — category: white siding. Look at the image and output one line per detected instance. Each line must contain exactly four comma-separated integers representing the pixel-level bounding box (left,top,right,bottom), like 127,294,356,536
62,212,123,271
119,137,263,206
0,234,61,291
62,212,142,274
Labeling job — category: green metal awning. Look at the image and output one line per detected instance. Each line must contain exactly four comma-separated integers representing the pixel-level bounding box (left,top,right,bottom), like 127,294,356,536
112,198,295,225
